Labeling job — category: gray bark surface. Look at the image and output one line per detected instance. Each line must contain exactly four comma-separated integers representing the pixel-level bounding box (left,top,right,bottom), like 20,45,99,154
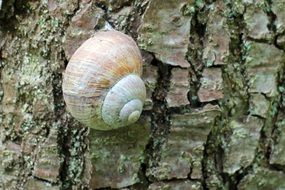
0,0,285,189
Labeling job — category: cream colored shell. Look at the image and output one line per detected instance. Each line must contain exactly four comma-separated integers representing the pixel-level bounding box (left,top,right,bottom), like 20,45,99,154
62,30,146,130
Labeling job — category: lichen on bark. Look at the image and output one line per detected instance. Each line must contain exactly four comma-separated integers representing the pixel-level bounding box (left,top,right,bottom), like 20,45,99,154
0,0,285,189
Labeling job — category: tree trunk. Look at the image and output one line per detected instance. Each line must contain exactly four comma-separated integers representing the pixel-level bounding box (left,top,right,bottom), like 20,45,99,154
0,0,285,189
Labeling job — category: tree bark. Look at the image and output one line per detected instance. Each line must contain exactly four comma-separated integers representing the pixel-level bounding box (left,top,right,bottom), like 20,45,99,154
0,0,285,189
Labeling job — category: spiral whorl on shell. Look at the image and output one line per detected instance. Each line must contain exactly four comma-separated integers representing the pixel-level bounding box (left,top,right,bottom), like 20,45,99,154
62,30,146,130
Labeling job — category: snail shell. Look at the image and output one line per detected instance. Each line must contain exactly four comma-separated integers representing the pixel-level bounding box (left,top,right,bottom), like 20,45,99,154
62,30,146,130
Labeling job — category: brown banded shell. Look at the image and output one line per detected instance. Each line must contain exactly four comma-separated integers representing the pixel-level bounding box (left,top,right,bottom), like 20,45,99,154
62,30,146,130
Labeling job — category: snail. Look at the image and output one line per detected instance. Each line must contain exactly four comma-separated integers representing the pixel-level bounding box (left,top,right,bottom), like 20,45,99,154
62,30,146,130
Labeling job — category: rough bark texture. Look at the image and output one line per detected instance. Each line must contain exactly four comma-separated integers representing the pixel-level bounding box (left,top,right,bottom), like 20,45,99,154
0,0,285,189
